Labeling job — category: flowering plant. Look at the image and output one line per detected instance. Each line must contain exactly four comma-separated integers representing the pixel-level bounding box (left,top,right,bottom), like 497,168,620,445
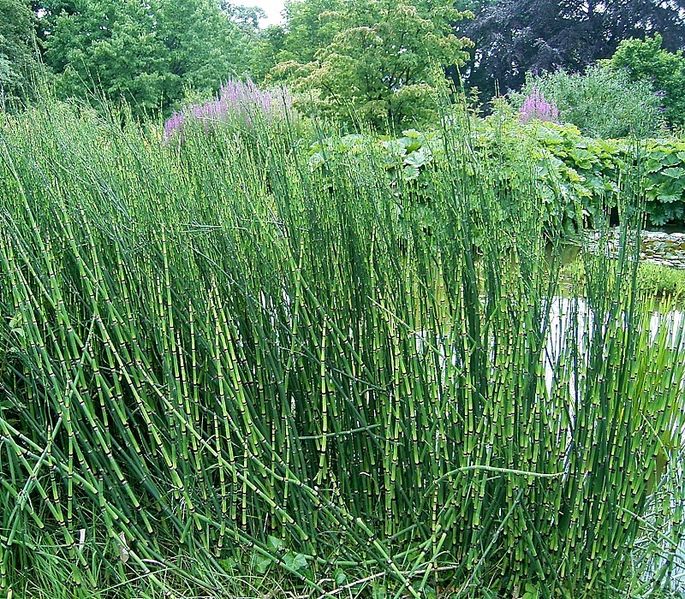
164,80,293,140
519,89,560,124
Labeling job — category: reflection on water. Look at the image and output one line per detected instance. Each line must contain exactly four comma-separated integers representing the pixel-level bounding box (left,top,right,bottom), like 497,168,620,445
545,296,685,410
546,296,685,586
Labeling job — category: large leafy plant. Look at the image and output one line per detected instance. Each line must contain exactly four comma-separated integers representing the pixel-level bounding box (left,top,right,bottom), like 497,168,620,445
641,141,685,225
308,117,685,229
533,123,685,227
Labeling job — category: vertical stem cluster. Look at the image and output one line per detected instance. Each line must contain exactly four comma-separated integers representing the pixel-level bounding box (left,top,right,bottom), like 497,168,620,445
0,105,682,597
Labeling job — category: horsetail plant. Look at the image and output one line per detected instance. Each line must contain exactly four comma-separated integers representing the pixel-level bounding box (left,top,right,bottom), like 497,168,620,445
0,101,683,598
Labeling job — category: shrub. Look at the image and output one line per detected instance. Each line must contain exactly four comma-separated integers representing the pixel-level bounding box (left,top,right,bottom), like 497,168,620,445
609,34,685,130
510,65,664,138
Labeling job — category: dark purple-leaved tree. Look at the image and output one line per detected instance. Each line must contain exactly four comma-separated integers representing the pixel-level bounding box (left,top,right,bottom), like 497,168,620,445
455,0,685,99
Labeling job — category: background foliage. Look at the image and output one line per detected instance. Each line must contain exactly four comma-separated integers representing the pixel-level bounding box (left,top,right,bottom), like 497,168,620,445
609,34,685,130
35,0,253,116
3,0,685,131
457,0,685,101
269,0,472,128
0,0,40,105
509,65,664,139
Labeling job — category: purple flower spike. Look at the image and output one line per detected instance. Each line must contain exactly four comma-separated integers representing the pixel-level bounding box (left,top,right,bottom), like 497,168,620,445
164,111,186,141
163,79,294,141
519,89,560,124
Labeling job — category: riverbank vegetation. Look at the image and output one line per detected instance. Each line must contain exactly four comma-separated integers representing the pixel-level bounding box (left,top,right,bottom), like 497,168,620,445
3,1,685,597
563,261,685,305
1,100,685,598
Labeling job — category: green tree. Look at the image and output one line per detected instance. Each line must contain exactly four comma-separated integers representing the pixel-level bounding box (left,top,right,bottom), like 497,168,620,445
246,0,342,83
609,34,685,129
156,0,251,102
250,25,287,82
278,0,345,65
42,0,250,116
0,0,40,105
31,1,77,45
219,2,267,30
457,0,685,101
271,0,472,129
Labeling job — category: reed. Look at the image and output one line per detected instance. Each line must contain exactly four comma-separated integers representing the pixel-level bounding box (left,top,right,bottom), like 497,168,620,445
0,103,683,597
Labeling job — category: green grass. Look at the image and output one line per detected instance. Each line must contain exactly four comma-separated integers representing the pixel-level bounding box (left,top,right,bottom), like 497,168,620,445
637,262,685,302
563,259,685,306
0,102,684,598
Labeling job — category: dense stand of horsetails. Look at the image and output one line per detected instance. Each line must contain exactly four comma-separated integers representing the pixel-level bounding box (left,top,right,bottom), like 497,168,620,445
0,105,684,597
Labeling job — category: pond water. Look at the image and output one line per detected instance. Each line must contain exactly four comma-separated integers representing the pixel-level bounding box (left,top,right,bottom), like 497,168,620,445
545,296,685,402
547,297,685,588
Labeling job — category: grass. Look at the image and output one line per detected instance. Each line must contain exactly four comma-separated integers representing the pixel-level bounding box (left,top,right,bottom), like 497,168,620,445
0,101,684,598
562,260,685,306
637,262,685,302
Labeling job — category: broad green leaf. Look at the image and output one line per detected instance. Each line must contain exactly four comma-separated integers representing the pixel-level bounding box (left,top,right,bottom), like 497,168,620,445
404,146,432,169
283,551,308,572
403,165,420,180
253,553,273,574
662,167,685,179
267,535,283,552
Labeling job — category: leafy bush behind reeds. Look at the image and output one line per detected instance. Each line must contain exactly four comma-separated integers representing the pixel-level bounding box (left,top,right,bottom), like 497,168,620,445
311,118,685,229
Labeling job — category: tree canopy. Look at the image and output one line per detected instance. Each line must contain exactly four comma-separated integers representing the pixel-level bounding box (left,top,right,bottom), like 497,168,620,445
268,0,472,128
458,0,685,99
5,0,685,127
37,0,251,116
219,2,267,31
0,0,39,104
